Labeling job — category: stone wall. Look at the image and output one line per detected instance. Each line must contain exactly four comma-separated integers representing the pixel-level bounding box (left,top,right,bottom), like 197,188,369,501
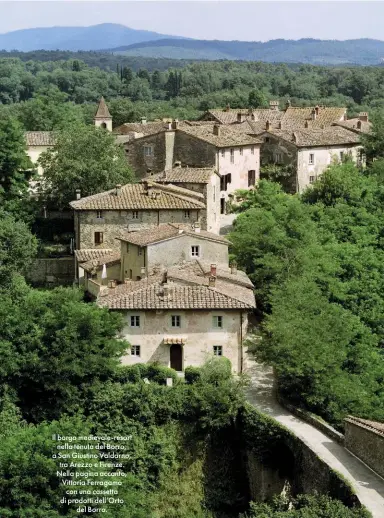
240,405,361,509
345,417,384,478
124,132,167,178
27,257,75,286
174,131,217,168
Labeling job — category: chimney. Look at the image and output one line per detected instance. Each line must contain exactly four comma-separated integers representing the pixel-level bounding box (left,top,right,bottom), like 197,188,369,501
210,263,217,277
167,122,172,130
75,189,81,200
208,276,216,288
311,109,317,121
143,180,148,193
278,121,282,129
108,280,117,289
304,120,309,128
269,100,279,111
285,99,291,110
213,124,221,136
266,120,271,131
230,261,237,275
163,284,169,297
172,119,179,130
292,132,297,143
343,113,348,121
357,120,362,130
237,112,246,123
315,105,319,116
115,184,122,195
194,221,201,233
141,117,147,125
225,104,230,112
359,112,368,122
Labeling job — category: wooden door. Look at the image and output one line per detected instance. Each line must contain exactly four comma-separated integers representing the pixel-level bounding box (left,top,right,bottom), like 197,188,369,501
170,344,183,371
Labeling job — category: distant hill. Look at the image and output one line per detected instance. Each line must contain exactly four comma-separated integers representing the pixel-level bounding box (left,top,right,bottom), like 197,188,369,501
0,24,186,52
110,37,384,65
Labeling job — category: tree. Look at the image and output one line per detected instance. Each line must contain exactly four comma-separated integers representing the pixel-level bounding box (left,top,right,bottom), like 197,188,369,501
0,116,34,215
361,110,384,162
39,122,134,209
248,89,268,108
0,285,128,421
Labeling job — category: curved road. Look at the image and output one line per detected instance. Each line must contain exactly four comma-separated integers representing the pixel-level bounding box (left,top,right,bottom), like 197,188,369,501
243,352,384,518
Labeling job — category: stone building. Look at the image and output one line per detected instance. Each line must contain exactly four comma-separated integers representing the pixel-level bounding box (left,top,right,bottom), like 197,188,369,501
25,131,55,189
70,181,207,280
120,121,262,214
94,96,112,131
258,126,362,192
344,416,384,479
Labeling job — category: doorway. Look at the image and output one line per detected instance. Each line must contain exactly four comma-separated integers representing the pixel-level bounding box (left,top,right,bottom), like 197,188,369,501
170,343,183,371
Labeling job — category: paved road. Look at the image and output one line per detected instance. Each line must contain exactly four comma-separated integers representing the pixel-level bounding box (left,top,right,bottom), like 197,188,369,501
243,352,384,518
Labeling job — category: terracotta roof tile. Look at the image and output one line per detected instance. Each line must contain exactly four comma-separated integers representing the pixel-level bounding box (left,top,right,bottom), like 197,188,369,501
263,127,361,147
113,121,168,136
148,167,217,184
333,119,372,134
69,182,206,211
94,97,111,119
179,125,262,148
81,251,121,272
283,106,346,127
25,131,55,146
117,223,228,247
345,416,384,436
75,249,114,263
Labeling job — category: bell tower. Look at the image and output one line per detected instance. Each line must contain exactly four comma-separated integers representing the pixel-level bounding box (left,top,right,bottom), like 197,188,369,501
94,97,112,131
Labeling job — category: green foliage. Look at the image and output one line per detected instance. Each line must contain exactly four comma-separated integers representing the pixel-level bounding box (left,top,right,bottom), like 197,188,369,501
185,365,202,384
242,494,370,518
248,89,268,108
38,122,134,209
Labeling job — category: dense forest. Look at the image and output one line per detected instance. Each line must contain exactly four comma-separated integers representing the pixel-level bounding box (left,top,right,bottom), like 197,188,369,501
1,54,384,131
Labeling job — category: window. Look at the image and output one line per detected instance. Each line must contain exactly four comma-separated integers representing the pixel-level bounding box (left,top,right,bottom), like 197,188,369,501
213,316,223,328
240,148,243,156
248,170,256,187
251,146,255,155
94,232,103,245
144,145,153,157
130,315,140,327
131,345,141,356
184,210,190,219
275,153,282,164
191,245,200,257
230,148,234,163
96,210,103,219
309,176,315,184
221,149,225,158
340,151,344,162
213,345,223,356
171,315,181,328
265,137,270,143
309,153,315,165
138,248,143,256
220,174,231,191
132,211,139,219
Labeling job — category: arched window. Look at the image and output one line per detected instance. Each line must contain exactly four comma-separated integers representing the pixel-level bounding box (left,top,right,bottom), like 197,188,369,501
100,122,107,129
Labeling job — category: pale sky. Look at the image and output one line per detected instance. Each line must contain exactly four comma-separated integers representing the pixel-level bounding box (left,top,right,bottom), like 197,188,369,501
0,1,384,41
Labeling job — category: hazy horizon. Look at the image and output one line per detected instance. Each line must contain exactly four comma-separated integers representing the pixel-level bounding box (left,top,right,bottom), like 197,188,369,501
1,1,384,42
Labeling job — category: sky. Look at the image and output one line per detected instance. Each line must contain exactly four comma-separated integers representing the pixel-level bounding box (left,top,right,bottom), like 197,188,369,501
0,1,384,41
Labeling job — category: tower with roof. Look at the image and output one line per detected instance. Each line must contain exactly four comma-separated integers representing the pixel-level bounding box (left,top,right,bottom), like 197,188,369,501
94,97,112,131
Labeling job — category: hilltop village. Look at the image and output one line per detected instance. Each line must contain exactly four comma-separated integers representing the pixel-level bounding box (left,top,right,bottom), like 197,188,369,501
24,97,371,373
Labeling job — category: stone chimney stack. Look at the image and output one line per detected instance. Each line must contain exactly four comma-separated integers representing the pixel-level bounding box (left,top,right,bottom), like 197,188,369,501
210,263,217,277
75,189,81,200
311,109,317,121
208,276,216,288
115,184,122,195
315,105,320,116
304,120,309,128
359,112,369,122
172,119,179,130
357,120,362,130
237,112,246,123
213,124,221,136
266,120,271,131
163,284,169,297
225,104,230,112
285,99,291,110
269,100,279,111
141,117,147,125
230,261,238,275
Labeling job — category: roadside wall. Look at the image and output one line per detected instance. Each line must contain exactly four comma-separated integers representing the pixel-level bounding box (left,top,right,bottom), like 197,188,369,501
27,257,75,286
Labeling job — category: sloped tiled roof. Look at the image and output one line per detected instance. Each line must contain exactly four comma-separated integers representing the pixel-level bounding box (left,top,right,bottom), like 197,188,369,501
94,97,111,119
117,223,228,247
81,251,121,272
262,127,361,148
200,108,284,125
97,261,255,310
148,167,217,184
25,131,55,146
75,249,114,263
113,121,168,136
70,182,205,211
333,119,372,134
179,125,262,148
283,106,346,127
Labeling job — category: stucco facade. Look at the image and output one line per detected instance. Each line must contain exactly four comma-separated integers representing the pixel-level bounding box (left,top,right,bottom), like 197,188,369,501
26,145,50,178
118,309,248,373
